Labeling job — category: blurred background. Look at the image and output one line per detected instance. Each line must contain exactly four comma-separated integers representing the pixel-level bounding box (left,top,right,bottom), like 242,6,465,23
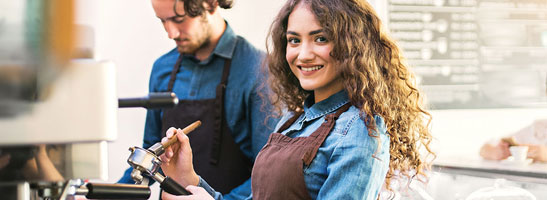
1,0,547,199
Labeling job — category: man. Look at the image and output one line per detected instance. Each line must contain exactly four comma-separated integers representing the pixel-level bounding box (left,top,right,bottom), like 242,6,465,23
118,0,276,199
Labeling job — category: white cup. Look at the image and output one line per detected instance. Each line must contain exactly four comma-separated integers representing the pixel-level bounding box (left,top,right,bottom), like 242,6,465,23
509,146,529,161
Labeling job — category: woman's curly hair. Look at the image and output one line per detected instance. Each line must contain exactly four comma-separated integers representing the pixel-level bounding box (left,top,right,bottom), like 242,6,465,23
175,0,234,17
265,0,435,192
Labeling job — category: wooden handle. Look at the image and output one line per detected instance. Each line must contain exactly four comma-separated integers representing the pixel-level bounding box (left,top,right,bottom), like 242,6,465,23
163,121,202,148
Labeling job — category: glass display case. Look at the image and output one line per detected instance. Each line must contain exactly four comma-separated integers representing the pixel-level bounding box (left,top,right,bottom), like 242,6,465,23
393,156,547,200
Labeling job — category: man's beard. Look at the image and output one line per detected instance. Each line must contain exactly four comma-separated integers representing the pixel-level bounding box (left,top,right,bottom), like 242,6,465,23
177,37,210,54
176,18,211,55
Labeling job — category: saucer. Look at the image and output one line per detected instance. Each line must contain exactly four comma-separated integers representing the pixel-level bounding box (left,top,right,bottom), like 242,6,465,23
500,156,533,166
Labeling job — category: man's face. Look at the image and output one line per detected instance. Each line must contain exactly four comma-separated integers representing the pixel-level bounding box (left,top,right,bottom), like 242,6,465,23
152,0,211,54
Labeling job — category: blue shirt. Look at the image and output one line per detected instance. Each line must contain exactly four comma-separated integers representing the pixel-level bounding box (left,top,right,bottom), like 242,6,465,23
200,90,390,199
119,23,277,199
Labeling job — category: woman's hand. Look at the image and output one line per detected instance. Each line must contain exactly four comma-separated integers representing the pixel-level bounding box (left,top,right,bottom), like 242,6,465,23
479,140,511,160
160,127,200,187
162,185,214,200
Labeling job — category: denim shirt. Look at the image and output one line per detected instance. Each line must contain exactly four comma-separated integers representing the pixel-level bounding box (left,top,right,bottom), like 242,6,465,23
200,90,390,200
118,23,277,200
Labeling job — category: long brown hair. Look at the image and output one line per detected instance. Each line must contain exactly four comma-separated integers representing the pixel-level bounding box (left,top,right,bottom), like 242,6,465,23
265,0,434,191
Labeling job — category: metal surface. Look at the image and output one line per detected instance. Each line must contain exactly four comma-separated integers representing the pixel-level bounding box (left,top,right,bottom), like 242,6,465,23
0,1,121,199
0,142,108,182
0,60,118,145
127,147,162,178
118,92,179,109
125,121,201,195
433,156,547,185
0,142,109,199
126,121,201,184
0,182,31,200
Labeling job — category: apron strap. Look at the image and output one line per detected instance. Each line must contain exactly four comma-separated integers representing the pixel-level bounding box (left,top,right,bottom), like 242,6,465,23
164,52,233,165
302,103,351,165
167,54,184,92
211,59,232,165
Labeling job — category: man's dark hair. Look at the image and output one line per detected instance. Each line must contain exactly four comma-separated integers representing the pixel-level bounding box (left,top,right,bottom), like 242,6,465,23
178,0,234,17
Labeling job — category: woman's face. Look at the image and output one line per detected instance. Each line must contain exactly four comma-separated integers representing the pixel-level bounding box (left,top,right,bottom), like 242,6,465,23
286,3,343,103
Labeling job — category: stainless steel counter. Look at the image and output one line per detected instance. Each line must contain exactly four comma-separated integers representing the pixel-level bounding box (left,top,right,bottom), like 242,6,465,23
433,156,547,184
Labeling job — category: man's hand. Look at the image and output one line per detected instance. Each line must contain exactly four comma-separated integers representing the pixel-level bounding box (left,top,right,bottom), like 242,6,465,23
162,185,214,200
160,127,200,187
480,140,511,160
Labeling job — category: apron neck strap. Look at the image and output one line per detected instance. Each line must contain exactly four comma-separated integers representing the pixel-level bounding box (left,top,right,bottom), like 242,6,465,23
167,54,184,91
167,55,232,92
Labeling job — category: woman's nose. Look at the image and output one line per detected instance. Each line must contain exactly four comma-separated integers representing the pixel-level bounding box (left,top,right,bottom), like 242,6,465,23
297,43,315,61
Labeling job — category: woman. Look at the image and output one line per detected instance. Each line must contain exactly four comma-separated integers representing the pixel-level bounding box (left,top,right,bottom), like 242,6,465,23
160,0,433,199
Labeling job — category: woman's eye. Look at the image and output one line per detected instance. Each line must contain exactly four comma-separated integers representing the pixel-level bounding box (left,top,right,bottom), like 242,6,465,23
287,38,300,44
315,36,328,43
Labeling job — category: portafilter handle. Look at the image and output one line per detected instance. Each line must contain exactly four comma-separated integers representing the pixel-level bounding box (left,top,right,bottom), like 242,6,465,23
126,121,202,194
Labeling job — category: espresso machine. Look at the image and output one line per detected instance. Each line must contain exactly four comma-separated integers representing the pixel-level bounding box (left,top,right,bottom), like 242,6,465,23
0,0,150,199
0,1,198,198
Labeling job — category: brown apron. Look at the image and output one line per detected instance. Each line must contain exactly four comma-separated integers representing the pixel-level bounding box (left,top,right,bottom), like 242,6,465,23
251,103,351,200
161,54,252,194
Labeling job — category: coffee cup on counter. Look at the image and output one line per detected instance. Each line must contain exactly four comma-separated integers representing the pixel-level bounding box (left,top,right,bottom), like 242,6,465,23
509,146,529,161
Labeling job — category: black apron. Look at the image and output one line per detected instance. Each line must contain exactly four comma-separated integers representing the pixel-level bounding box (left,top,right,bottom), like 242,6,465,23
161,54,252,194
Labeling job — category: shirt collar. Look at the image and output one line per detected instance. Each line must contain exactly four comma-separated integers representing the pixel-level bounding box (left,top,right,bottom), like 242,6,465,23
212,21,238,59
302,90,350,122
